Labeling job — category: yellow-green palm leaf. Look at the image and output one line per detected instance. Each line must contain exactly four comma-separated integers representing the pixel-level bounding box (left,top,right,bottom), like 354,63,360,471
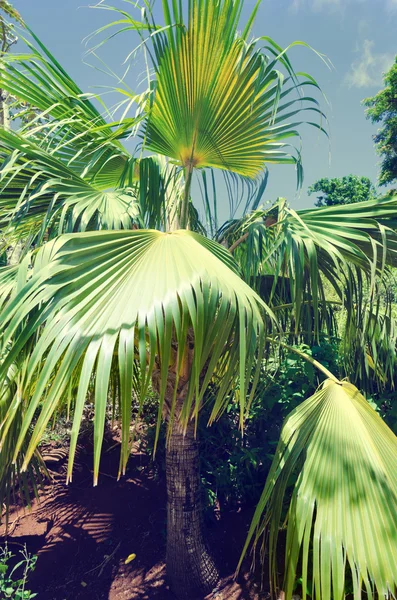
145,0,326,177
0,229,273,484
241,380,397,600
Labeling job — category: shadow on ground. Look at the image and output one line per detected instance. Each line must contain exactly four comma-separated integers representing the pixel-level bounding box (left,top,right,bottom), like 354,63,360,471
1,435,264,600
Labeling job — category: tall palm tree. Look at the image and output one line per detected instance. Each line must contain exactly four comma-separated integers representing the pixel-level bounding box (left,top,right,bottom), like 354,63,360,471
1,2,397,599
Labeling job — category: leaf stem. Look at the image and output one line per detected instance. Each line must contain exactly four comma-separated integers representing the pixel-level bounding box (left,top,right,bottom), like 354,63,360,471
180,164,193,230
266,337,341,383
229,232,249,253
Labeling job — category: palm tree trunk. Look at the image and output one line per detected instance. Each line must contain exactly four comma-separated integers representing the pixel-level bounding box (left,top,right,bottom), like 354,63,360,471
166,417,219,599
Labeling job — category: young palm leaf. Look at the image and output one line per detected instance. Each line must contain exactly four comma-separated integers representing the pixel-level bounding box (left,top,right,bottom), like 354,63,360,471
145,0,327,180
240,379,397,600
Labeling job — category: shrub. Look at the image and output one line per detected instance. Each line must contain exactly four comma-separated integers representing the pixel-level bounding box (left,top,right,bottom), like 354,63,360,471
0,543,37,599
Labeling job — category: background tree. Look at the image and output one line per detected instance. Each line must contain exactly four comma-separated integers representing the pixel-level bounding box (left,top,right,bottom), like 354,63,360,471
364,56,397,187
308,174,377,207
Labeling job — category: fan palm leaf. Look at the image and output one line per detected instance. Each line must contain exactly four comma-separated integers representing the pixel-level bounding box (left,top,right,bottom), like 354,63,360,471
0,127,196,240
0,229,274,483
225,195,397,281
240,379,397,600
224,196,397,327
0,129,143,238
223,196,397,390
144,0,327,178
0,26,142,183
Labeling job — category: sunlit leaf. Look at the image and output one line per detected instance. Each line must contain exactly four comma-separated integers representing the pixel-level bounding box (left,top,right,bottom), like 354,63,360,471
241,380,397,600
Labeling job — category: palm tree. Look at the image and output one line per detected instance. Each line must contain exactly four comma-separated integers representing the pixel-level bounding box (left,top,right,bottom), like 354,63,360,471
1,2,397,599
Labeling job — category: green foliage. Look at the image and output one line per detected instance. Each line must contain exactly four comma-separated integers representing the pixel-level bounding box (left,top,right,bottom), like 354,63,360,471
367,367,397,435
0,1,22,26
0,354,46,527
0,229,274,484
307,175,377,207
0,543,37,599
145,0,326,181
199,344,338,510
1,3,397,599
0,1,24,131
364,57,397,186
222,196,397,393
143,343,339,511
242,379,397,600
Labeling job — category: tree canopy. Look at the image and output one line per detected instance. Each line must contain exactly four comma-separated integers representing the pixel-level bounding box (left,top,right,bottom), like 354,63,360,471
307,174,377,207
364,57,397,187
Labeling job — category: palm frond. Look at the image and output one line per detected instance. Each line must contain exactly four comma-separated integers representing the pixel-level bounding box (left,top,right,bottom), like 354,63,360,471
240,379,397,600
342,297,397,393
144,0,327,179
0,26,145,185
0,127,203,239
225,196,397,326
222,197,397,391
0,260,28,307
0,129,142,238
0,229,273,483
226,195,397,274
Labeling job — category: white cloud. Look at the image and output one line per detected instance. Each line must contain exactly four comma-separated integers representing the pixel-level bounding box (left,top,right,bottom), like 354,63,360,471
344,40,394,88
290,0,365,12
290,0,342,12
290,0,395,13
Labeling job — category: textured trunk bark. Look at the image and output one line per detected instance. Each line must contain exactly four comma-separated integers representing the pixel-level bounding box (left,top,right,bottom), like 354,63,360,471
166,418,219,599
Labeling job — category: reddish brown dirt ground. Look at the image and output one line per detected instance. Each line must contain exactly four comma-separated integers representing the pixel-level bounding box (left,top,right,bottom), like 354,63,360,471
0,436,267,600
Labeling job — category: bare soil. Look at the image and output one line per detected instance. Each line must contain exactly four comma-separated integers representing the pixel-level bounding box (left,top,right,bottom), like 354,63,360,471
1,433,267,600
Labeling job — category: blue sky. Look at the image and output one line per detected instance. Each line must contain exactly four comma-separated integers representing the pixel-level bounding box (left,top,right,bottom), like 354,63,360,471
12,0,397,213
